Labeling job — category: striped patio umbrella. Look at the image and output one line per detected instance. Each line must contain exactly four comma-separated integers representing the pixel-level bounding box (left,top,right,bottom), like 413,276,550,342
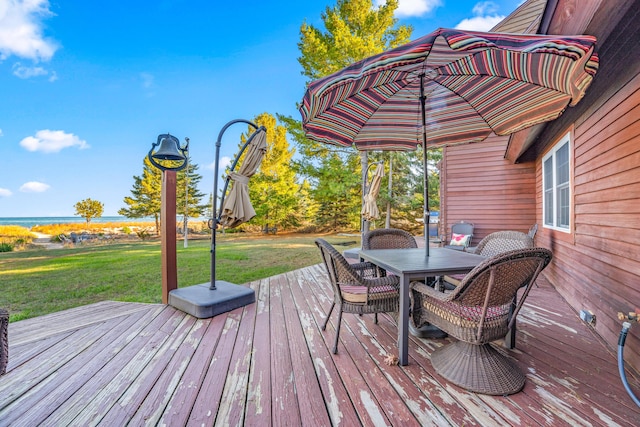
300,27,598,254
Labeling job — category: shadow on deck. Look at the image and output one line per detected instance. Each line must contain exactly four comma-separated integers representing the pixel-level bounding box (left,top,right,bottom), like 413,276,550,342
1,264,639,426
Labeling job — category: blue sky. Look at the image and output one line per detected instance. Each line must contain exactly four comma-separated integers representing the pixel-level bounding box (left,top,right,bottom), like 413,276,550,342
0,0,524,217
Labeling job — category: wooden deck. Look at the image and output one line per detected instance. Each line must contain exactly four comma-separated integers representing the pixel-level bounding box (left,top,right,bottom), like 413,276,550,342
2,264,639,426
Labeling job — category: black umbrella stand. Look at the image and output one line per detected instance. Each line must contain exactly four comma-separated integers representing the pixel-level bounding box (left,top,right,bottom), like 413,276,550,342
169,119,265,318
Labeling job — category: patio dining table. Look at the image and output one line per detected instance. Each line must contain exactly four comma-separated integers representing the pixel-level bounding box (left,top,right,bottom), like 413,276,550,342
359,247,484,365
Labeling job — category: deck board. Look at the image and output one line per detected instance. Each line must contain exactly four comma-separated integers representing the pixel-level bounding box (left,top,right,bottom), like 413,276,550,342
2,264,640,426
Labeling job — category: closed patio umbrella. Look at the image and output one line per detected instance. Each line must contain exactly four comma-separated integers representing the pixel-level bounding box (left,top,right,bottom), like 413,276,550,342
219,128,267,228
362,162,385,221
300,27,598,255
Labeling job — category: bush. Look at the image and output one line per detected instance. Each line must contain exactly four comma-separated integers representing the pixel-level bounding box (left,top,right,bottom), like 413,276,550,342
0,242,13,252
135,229,152,240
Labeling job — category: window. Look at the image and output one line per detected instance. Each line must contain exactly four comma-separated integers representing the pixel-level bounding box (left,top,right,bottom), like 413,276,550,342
543,133,571,231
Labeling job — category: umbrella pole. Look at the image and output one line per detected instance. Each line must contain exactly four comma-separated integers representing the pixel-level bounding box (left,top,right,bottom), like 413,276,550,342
420,74,430,256
361,151,369,244
210,119,263,290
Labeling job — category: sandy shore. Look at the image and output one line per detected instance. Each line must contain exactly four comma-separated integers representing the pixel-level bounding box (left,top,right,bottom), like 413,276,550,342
31,232,64,249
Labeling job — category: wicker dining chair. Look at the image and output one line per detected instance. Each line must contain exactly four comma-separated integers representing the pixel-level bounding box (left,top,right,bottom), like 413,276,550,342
362,228,418,250
444,231,534,287
0,308,8,375
441,231,535,348
315,238,400,354
412,248,552,395
362,228,417,277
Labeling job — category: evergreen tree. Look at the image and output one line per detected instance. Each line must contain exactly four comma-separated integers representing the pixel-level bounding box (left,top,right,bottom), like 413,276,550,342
240,113,300,231
119,156,206,233
176,161,207,222
286,0,413,230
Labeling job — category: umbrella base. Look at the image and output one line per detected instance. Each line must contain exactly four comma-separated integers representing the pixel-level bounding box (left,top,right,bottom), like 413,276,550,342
169,281,255,318
409,321,448,339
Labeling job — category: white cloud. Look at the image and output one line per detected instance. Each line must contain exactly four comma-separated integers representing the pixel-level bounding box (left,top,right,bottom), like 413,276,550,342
0,188,12,197
20,181,50,192
19,129,90,153
455,1,505,31
0,0,58,62
0,128,3,136
208,156,232,171
455,15,504,31
472,1,499,15
375,0,442,17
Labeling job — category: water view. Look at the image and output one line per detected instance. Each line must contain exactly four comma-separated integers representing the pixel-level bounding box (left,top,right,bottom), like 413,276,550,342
0,217,155,229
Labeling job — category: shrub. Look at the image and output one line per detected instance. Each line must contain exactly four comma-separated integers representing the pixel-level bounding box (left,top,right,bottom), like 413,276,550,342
0,242,13,252
136,229,152,240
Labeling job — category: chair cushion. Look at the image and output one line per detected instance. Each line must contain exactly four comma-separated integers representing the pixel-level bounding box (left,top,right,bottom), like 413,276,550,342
341,285,398,303
449,233,471,246
443,273,464,287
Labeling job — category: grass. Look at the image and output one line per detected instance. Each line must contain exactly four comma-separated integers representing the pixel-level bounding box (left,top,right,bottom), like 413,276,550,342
0,232,360,322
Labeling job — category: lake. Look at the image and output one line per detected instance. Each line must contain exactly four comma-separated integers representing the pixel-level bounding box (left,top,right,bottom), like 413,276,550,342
0,216,155,229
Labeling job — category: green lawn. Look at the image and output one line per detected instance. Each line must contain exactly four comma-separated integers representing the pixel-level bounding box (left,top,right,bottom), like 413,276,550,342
0,233,359,322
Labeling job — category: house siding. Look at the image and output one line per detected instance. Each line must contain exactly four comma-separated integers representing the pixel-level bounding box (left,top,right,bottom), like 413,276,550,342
536,70,640,372
440,0,640,374
441,136,537,246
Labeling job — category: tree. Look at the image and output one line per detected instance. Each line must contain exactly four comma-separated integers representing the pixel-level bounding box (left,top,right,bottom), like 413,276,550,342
74,198,104,225
176,161,208,223
239,113,300,231
287,0,413,230
298,0,411,80
119,156,206,233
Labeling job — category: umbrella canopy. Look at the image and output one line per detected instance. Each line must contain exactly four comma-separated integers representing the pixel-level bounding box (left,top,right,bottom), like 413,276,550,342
362,162,385,221
300,28,598,151
219,128,268,228
300,27,598,254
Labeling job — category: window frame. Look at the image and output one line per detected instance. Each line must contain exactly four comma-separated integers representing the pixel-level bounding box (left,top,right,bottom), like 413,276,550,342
542,132,573,233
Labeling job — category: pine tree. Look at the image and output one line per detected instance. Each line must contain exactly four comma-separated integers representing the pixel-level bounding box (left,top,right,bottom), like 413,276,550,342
119,156,206,233
287,0,414,230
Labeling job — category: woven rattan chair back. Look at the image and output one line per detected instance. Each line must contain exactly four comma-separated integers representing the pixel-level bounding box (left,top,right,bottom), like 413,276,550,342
315,238,400,354
415,248,552,395
473,230,534,257
363,228,418,277
362,228,417,250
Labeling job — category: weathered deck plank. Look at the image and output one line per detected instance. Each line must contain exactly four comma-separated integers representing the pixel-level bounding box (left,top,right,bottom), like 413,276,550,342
245,277,272,426
287,264,365,426
2,264,640,426
187,307,243,425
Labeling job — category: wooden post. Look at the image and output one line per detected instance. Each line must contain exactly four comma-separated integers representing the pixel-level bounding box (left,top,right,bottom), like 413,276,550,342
161,170,178,303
